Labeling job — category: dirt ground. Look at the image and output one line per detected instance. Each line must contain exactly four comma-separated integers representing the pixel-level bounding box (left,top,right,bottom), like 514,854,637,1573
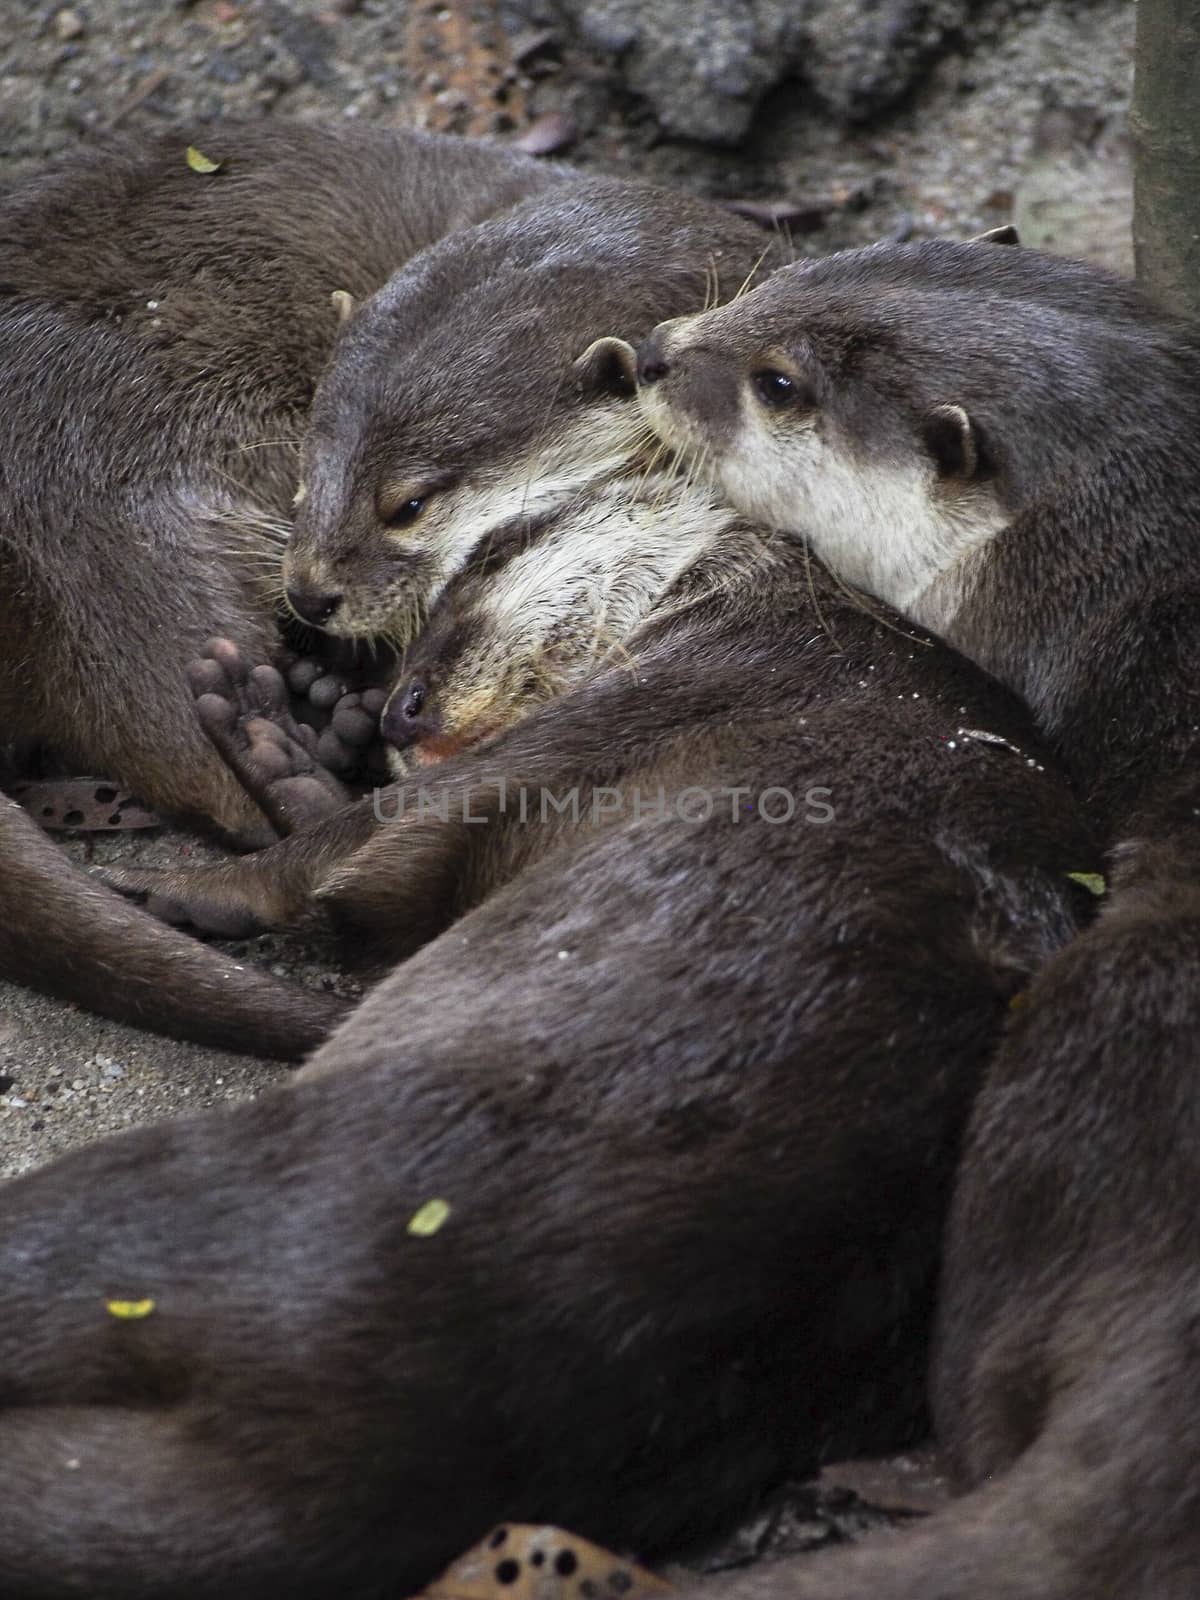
0,0,1135,1563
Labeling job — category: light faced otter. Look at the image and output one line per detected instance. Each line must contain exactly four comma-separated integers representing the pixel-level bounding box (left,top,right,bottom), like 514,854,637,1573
0,328,1099,1592
377,455,768,770
634,243,1200,1597
0,125,773,1043
634,237,1200,840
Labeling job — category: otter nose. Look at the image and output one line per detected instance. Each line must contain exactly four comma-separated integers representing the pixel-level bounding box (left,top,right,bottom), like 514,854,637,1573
286,587,343,627
381,679,435,752
637,330,671,386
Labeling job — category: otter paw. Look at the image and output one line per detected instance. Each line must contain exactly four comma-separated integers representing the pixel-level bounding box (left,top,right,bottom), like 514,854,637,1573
189,638,352,835
103,864,266,940
282,656,391,781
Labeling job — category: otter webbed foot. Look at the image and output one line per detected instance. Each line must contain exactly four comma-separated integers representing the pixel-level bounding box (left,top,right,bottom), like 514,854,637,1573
189,638,357,837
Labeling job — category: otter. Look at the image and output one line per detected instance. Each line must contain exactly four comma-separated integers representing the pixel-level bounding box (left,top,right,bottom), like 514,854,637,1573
0,280,1098,1592
633,242,1200,1596
0,123,774,1043
0,792,345,1058
633,236,1200,844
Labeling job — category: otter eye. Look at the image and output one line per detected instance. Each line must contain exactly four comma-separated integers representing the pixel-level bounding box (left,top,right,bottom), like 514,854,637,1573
384,496,427,530
752,369,799,409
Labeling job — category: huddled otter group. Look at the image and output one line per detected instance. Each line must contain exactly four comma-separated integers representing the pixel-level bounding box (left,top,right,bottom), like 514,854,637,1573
1,120,1197,1598
0,121,774,1045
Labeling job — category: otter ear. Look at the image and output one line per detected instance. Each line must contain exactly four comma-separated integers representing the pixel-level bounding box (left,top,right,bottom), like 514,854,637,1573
573,336,638,400
924,403,980,480
967,224,1020,247
331,289,357,325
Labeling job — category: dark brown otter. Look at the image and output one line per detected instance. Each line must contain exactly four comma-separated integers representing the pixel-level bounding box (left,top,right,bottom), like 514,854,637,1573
0,466,1096,1594
635,241,1200,1598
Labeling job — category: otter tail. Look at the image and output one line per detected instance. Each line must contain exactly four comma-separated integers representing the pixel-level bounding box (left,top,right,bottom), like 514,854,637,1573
0,797,344,1059
691,1350,1199,1600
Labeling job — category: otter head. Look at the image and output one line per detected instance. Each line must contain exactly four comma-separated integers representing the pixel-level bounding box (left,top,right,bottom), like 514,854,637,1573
635,231,1165,635
636,261,1029,633
283,181,777,648
377,453,750,776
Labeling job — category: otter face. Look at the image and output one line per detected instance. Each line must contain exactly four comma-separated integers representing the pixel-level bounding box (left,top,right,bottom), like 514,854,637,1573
284,311,648,646
280,181,777,648
636,249,1030,630
378,466,747,776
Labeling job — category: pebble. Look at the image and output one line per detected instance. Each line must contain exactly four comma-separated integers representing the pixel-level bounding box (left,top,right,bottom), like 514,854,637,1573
54,10,85,43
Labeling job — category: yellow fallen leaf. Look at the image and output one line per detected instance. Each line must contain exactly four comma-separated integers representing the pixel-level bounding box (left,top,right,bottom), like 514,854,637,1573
1067,872,1106,897
106,1297,156,1319
185,146,222,174
408,1198,451,1237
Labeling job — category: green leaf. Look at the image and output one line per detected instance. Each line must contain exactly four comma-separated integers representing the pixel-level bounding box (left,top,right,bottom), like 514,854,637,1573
407,1198,451,1237
185,146,223,174
106,1297,156,1319
1067,871,1107,897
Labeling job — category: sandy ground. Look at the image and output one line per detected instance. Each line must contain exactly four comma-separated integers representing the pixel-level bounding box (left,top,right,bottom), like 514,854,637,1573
0,825,362,1179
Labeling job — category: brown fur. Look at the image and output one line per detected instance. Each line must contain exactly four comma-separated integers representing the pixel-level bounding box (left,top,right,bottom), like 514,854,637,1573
0,531,1096,1595
0,121,784,1048
0,795,343,1057
0,118,562,838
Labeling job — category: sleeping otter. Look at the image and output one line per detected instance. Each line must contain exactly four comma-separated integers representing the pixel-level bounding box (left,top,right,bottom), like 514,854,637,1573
0,118,564,840
636,240,1200,1597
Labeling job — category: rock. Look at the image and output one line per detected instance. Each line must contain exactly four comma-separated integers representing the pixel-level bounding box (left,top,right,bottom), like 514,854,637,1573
800,0,974,121
507,0,982,145
54,9,86,43
527,0,794,144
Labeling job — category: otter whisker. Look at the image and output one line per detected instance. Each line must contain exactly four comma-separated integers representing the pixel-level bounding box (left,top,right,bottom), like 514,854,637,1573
799,534,842,652
234,437,307,454
730,245,774,306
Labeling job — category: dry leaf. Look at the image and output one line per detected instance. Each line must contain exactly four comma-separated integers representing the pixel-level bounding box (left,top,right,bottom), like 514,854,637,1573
415,1525,673,1600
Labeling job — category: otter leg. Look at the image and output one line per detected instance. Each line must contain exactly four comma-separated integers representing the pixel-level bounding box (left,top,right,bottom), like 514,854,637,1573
190,638,356,836
105,793,385,936
0,797,345,1057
